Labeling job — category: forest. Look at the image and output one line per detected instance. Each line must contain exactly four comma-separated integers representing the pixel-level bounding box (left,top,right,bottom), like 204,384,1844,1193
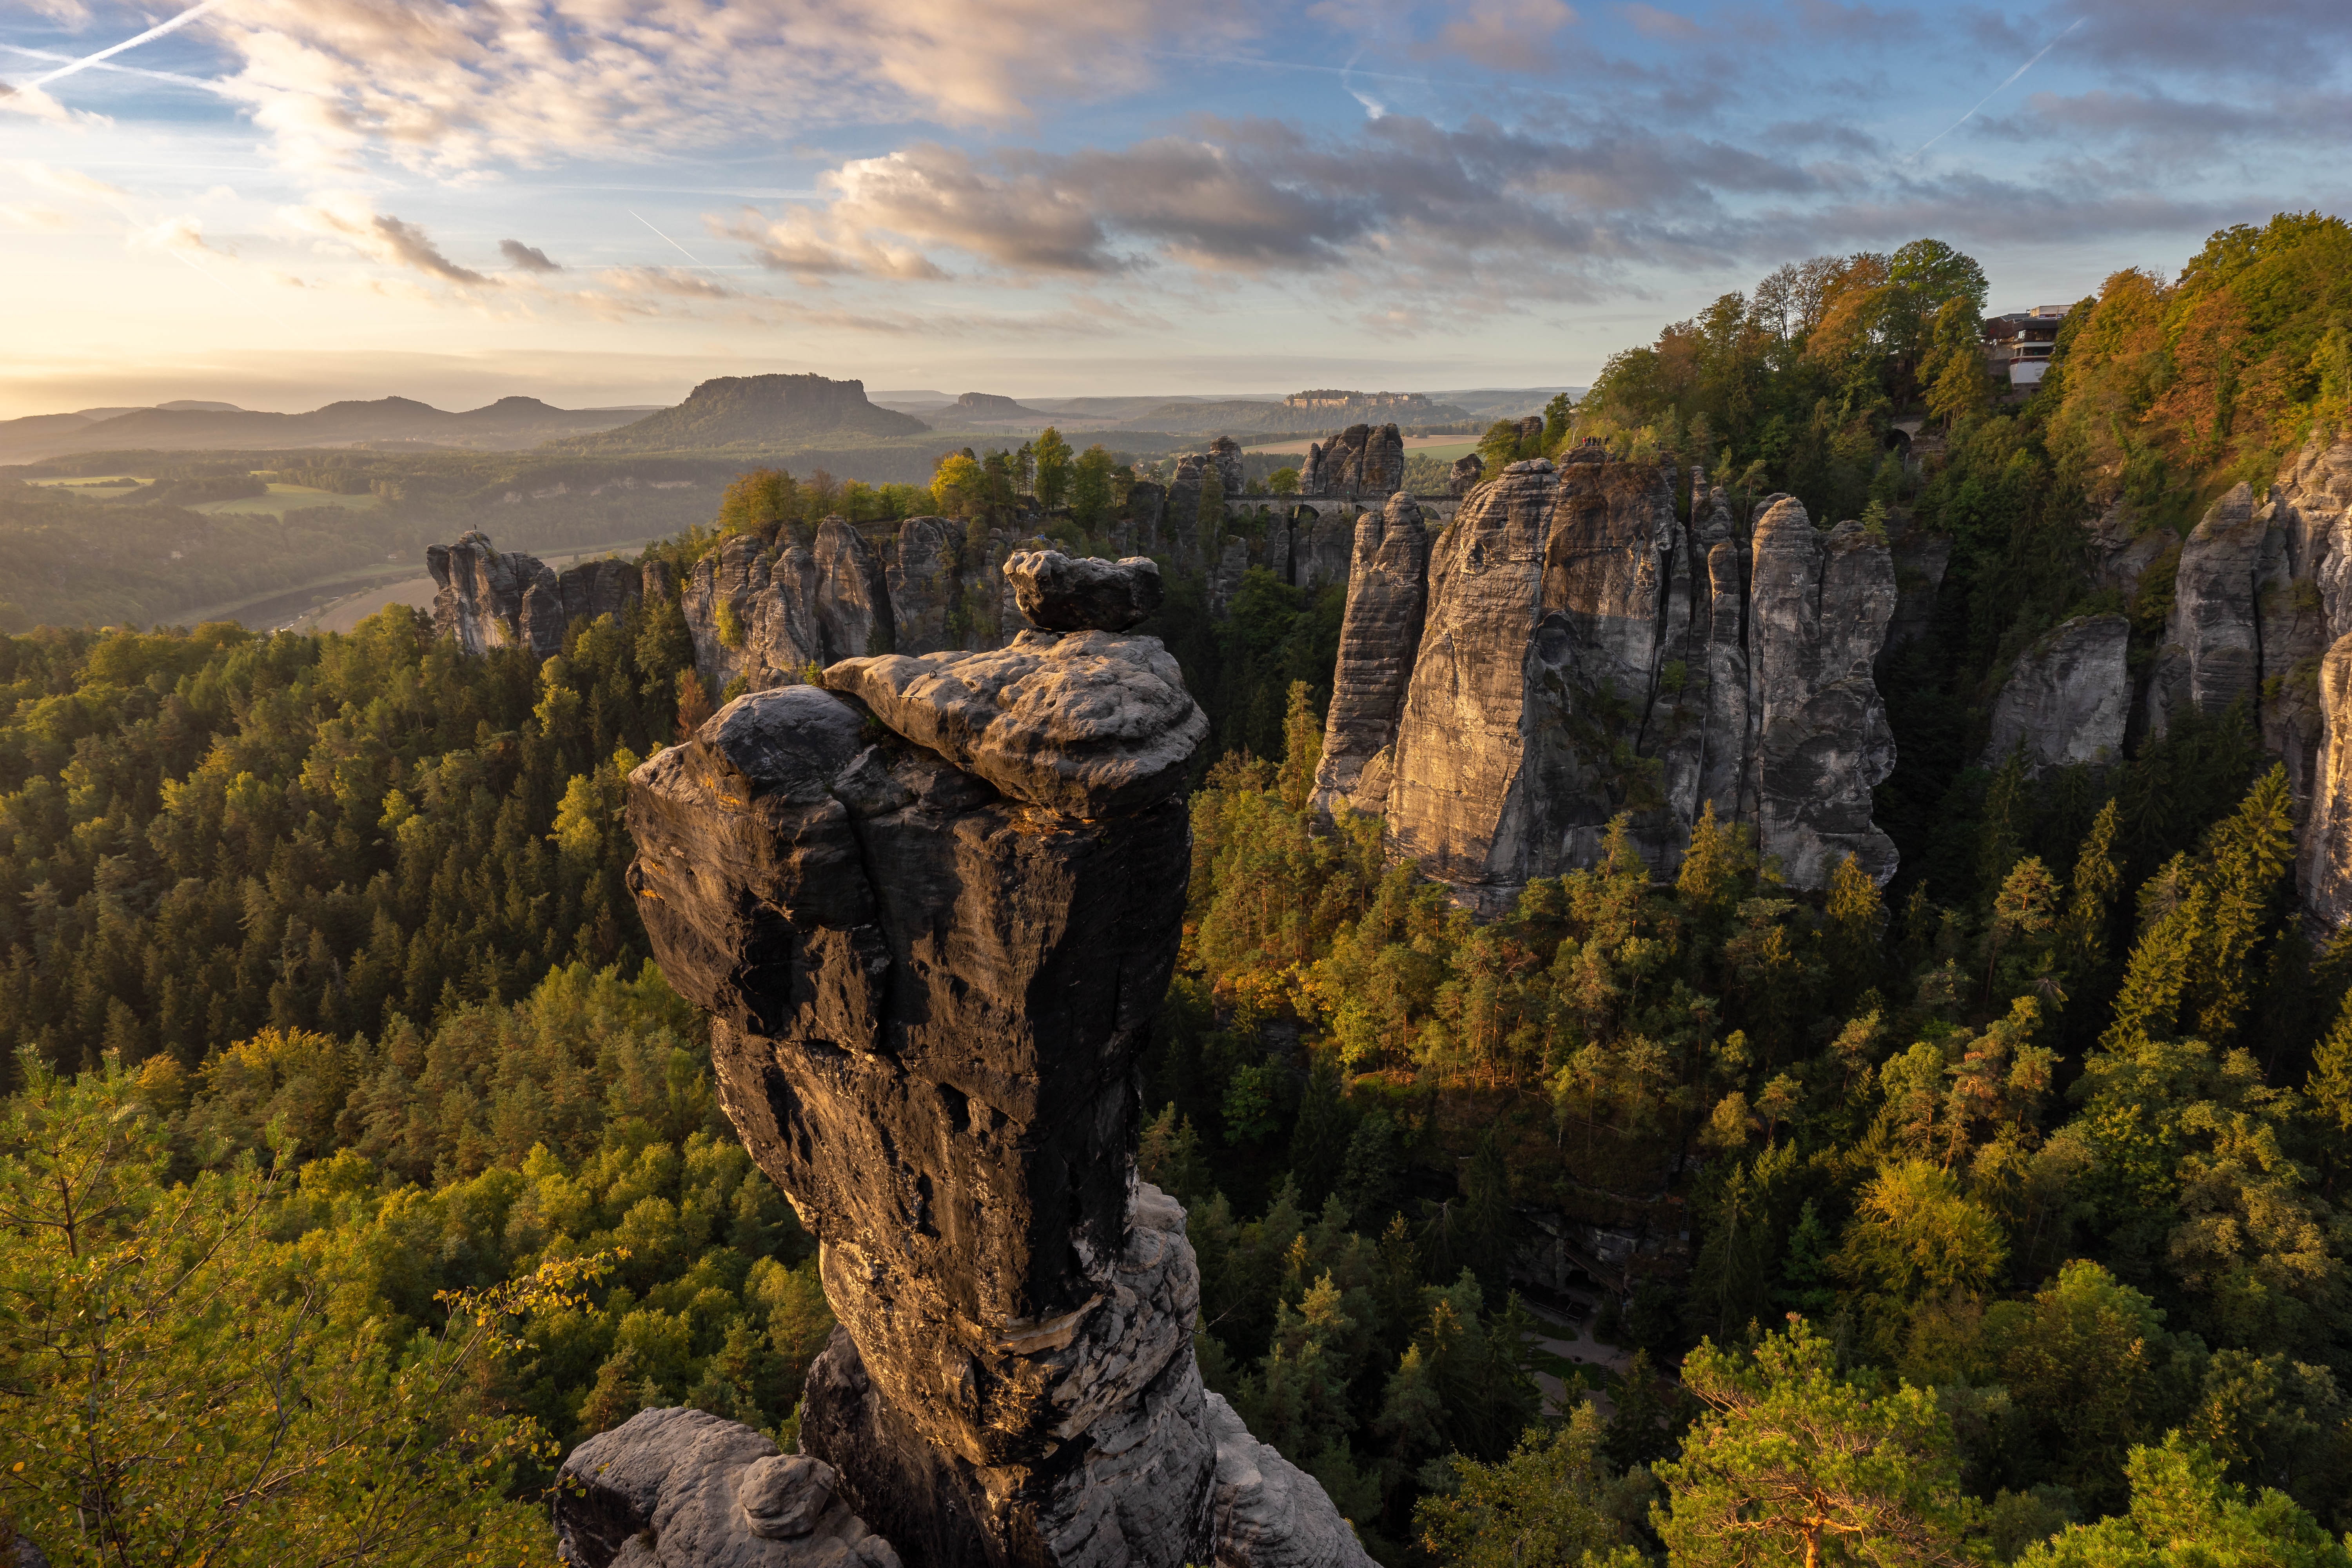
5,214,2352,1565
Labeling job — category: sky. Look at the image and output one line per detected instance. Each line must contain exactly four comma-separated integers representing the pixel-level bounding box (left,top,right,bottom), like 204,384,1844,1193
1,0,2347,419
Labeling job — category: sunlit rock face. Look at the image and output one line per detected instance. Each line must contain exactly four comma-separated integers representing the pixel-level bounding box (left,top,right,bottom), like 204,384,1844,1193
428,530,648,658
1325,457,1900,906
619,558,1375,1568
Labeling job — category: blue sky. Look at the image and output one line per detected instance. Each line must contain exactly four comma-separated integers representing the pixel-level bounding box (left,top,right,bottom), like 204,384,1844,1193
2,0,2347,416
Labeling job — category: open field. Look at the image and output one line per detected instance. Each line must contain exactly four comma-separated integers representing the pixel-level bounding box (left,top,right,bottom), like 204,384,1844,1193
194,483,382,517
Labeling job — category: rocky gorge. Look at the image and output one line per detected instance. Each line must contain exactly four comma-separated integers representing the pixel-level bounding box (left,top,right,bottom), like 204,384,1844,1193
577,553,1376,1567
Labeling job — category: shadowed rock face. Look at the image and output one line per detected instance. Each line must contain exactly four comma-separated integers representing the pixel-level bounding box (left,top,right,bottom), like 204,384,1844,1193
1985,614,2131,771
1002,552,1162,632
428,530,647,657
1328,460,1902,902
622,641,1372,1567
1309,494,1430,818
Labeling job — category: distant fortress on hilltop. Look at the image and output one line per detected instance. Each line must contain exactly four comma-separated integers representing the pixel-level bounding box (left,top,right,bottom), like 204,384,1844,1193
1281,389,1434,410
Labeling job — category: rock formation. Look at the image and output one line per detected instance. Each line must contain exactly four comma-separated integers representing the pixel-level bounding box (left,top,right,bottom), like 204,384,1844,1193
1984,615,2131,771
2146,482,2270,737
1323,459,1901,902
1448,453,1484,497
618,554,1372,1567
682,519,898,691
886,517,963,657
1002,552,1162,632
1309,495,1430,817
1300,425,1404,499
557,1407,899,1567
428,530,650,657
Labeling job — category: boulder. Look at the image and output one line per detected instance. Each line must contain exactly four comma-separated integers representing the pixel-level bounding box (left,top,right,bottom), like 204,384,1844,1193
1984,614,2131,770
554,1406,897,1568
1001,551,1163,632
820,633,1207,818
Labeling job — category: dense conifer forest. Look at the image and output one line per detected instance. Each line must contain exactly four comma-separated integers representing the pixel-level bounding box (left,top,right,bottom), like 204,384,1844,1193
6,215,2352,1564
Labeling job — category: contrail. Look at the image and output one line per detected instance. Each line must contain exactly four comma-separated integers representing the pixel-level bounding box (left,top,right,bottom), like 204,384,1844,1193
27,0,227,88
628,209,720,273
0,41,227,92
1909,17,2085,159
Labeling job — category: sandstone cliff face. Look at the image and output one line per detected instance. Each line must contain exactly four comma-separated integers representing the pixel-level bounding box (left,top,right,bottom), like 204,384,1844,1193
1301,424,1404,499
1309,494,1430,817
428,530,648,657
1747,499,1898,886
1984,614,2131,771
618,563,1370,1568
1328,460,1902,902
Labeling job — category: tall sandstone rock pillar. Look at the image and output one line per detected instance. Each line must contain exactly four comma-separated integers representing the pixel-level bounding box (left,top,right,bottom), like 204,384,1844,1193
620,554,1373,1568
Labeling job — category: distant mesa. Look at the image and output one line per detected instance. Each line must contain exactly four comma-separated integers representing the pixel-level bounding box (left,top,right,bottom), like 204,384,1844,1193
951,391,1050,420
552,373,930,454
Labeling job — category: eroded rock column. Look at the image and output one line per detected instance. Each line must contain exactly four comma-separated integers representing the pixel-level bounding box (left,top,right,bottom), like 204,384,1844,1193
622,551,1370,1568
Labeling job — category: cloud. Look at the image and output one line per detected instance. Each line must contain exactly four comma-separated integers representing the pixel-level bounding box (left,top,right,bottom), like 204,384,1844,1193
0,204,75,232
0,82,75,123
595,265,736,300
15,162,130,205
2049,0,2352,83
129,213,227,256
283,194,491,285
1436,0,1580,70
500,239,562,273
728,114,1834,311
201,0,1238,177
1618,2,1700,40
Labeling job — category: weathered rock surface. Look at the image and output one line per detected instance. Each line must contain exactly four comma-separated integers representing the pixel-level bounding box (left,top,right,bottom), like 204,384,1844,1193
1003,551,1163,632
555,1407,897,1568
624,650,1369,1564
2089,500,2178,597
821,633,1208,818
1310,494,1429,817
1202,1393,1376,1568
680,518,901,692
1984,614,2131,771
886,516,962,656
428,530,648,657
1448,452,1484,497
1300,424,1404,498
1328,459,1902,900
1748,498,1899,886
2147,483,2269,737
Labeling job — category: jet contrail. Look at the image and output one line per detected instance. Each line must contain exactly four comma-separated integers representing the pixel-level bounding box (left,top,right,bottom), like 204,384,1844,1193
1909,17,2085,159
0,41,229,93
628,209,719,273
29,0,227,88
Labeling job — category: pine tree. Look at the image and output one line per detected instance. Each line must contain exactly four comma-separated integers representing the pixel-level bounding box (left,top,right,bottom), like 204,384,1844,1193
1276,680,1322,815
